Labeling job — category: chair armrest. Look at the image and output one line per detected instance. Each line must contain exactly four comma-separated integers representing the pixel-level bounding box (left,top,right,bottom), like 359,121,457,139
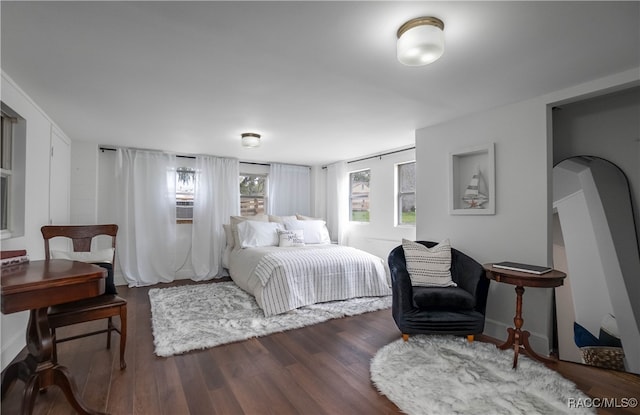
450,250,489,314
388,246,415,315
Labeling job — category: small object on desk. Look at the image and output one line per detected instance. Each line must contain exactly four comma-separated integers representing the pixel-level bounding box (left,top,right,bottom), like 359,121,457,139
1,249,27,259
1,250,29,268
492,261,552,275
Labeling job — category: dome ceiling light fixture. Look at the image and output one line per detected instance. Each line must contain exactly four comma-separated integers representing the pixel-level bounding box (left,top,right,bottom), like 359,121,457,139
241,132,261,148
396,16,445,66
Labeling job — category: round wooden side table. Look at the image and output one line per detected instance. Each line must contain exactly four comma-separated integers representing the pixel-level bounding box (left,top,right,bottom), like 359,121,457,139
483,264,566,369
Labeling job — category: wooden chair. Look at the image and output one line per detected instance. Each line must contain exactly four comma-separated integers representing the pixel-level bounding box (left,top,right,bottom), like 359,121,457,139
41,224,127,370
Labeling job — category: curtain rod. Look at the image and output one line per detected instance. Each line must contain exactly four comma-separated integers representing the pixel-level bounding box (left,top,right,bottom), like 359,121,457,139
99,146,309,168
347,146,415,164
99,146,196,159
321,146,415,169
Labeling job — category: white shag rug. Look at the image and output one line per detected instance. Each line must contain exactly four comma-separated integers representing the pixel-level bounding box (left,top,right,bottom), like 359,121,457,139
149,281,391,357
370,335,595,415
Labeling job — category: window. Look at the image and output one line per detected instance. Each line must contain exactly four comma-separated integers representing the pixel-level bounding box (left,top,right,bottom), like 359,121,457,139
1,111,14,235
397,161,416,226
176,167,195,222
350,169,370,222
240,173,267,216
1,103,25,239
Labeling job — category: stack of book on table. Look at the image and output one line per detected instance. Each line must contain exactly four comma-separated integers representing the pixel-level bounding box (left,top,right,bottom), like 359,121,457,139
493,261,552,275
1,250,30,268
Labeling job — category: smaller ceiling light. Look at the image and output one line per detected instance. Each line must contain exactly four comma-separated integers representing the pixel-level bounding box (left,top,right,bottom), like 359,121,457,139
397,16,445,66
241,132,261,148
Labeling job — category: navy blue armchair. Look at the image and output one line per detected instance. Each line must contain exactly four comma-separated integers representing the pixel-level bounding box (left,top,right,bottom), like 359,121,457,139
388,241,490,341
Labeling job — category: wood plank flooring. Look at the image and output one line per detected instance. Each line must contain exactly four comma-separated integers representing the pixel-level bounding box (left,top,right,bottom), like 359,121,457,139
2,280,639,415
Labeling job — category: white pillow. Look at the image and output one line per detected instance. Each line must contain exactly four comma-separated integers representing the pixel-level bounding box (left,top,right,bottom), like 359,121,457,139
278,229,305,247
230,214,269,249
268,215,297,224
296,214,322,221
51,248,115,264
402,239,456,287
237,220,282,248
284,219,331,244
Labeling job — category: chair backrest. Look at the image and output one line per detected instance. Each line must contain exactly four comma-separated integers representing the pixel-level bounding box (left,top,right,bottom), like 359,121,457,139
41,224,118,265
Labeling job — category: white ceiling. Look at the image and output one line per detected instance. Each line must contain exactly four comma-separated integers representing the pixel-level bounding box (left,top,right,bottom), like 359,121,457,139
2,1,638,166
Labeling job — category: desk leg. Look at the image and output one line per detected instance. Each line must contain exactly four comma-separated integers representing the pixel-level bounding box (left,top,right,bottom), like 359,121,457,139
496,285,557,368
496,286,525,368
1,308,105,415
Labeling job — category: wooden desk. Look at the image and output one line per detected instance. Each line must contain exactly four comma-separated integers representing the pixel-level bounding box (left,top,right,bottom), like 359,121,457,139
483,264,566,369
1,259,107,415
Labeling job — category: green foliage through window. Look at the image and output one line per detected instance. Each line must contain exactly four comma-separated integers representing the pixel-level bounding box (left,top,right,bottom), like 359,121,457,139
350,170,370,222
398,162,416,225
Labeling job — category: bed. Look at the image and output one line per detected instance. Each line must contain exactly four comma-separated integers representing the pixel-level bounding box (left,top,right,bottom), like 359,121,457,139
224,215,391,316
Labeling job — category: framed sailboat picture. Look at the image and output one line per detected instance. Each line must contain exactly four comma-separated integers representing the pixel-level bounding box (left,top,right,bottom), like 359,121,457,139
449,143,495,215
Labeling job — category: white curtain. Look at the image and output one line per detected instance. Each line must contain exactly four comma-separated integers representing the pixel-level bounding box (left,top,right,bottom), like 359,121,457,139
191,156,239,280
115,148,177,286
326,161,348,245
268,163,311,216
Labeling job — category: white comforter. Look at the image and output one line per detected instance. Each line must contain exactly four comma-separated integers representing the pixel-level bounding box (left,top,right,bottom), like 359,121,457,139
228,245,391,316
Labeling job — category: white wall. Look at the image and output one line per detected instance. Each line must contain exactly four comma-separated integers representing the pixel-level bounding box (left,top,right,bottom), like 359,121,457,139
70,141,99,224
1,72,72,370
414,68,639,354
342,148,417,261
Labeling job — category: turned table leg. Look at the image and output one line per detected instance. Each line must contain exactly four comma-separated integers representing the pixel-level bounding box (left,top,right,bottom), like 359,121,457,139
1,308,105,415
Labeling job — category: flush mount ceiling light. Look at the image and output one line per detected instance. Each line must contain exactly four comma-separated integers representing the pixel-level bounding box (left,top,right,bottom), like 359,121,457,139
241,132,261,148
397,16,445,66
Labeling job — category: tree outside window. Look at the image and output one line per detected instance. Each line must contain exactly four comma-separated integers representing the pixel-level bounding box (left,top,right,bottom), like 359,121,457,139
240,174,267,216
398,162,416,225
350,169,370,222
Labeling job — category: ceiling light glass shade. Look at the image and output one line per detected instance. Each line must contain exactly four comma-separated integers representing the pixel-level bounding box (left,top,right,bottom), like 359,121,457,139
241,132,261,147
397,17,445,66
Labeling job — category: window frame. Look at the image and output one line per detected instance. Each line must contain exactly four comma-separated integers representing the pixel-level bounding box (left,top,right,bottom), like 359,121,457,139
1,111,14,238
396,161,416,227
349,169,370,223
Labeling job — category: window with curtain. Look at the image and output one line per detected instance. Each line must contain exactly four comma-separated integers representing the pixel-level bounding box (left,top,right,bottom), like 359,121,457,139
397,161,416,226
350,169,370,222
239,173,267,216
268,163,311,216
176,167,195,222
115,148,178,286
191,156,239,280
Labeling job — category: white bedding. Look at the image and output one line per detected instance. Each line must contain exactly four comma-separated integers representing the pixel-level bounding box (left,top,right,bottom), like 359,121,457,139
228,244,391,316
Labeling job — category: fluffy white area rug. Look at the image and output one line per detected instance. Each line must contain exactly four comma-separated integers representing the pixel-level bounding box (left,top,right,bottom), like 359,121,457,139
370,335,595,415
149,281,391,357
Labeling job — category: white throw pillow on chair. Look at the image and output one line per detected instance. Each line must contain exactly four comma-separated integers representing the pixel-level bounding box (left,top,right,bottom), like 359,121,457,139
402,239,456,287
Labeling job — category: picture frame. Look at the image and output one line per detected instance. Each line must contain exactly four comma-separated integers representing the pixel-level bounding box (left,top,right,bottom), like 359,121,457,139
449,143,495,215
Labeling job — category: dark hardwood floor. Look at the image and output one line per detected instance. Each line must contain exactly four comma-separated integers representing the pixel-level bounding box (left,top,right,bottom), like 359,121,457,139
2,280,639,415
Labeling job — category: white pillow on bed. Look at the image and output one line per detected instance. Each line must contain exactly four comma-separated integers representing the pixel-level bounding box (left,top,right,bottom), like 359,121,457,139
237,220,282,248
269,215,297,224
278,229,305,247
230,214,269,249
284,219,331,245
